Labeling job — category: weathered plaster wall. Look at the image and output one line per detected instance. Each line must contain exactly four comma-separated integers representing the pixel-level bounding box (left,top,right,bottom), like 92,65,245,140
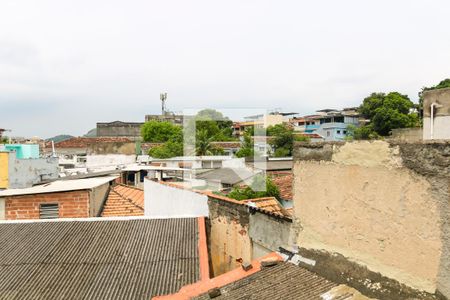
248,210,292,258
96,122,143,138
87,142,136,155
8,154,59,189
390,127,423,142
207,197,252,277
85,154,136,169
293,141,449,299
423,87,450,140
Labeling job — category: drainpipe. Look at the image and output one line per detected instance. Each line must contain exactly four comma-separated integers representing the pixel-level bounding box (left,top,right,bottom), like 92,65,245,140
430,102,443,139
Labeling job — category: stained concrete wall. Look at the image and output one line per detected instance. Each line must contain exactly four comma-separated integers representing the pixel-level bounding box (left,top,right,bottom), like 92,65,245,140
248,210,292,258
390,127,423,142
207,195,293,276
7,153,59,189
423,87,450,140
87,142,136,155
293,141,450,299
96,122,143,138
207,196,252,276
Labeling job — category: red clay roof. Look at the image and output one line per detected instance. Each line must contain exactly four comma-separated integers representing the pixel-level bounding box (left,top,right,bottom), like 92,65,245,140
154,253,283,300
46,137,132,149
211,141,241,148
101,184,144,217
271,173,293,201
243,197,292,218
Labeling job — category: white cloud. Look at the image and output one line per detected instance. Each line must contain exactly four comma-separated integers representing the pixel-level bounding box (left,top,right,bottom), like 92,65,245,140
0,0,449,137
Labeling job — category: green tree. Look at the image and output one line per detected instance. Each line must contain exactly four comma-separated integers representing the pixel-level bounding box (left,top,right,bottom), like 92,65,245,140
235,130,254,158
196,129,216,156
227,175,280,200
358,92,418,137
186,109,235,142
267,124,294,157
141,121,182,142
148,140,183,158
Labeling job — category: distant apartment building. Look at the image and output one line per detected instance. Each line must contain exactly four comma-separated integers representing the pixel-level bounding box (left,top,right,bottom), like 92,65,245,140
145,113,184,125
422,87,450,140
233,112,297,136
0,144,58,189
290,108,360,141
96,121,144,139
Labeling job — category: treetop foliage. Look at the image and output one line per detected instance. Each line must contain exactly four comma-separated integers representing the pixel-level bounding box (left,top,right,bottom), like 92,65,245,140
227,175,280,201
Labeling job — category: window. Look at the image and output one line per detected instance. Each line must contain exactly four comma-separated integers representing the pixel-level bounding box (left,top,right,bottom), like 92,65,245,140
39,203,59,219
327,131,331,137
343,130,347,134
337,130,341,134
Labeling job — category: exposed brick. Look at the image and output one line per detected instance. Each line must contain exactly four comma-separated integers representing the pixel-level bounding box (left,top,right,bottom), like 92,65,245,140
5,190,90,220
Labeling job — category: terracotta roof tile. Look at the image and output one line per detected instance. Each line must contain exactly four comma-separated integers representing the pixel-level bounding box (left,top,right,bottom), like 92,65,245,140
243,197,291,218
101,184,144,217
46,137,132,149
271,173,293,201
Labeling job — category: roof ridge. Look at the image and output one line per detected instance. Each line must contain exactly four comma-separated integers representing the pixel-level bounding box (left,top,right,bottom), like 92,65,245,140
116,183,143,191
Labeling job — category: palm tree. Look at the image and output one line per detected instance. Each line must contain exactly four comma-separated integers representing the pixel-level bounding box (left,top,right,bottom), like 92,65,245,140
196,129,214,156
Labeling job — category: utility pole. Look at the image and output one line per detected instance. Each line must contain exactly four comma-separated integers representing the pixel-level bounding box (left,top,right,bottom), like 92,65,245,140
160,93,168,115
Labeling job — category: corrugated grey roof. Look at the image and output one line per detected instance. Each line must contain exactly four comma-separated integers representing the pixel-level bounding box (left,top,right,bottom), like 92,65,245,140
0,218,199,299
193,262,337,300
0,176,118,197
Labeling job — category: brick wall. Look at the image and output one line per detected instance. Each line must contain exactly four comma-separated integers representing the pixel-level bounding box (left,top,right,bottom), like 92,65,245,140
5,190,90,220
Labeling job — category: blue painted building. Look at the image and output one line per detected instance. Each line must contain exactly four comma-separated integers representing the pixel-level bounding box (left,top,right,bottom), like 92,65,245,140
3,144,40,159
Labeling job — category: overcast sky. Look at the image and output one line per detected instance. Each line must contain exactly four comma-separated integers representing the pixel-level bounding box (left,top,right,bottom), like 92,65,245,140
1,0,449,138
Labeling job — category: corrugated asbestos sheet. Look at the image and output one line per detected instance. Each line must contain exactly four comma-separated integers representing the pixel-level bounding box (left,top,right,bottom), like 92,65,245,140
0,218,199,299
194,262,337,300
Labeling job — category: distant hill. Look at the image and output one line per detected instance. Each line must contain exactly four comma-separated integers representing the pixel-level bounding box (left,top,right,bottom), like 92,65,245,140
84,128,97,137
46,135,74,143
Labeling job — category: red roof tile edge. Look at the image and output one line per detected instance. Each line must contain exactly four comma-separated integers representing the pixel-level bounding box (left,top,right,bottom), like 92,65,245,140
152,252,283,300
198,216,210,282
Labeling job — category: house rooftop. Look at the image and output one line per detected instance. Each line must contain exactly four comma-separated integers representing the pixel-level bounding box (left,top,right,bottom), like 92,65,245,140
0,217,201,299
196,168,260,185
152,156,233,162
244,197,291,218
0,176,117,197
193,260,375,299
101,184,144,217
270,173,293,201
45,137,132,149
